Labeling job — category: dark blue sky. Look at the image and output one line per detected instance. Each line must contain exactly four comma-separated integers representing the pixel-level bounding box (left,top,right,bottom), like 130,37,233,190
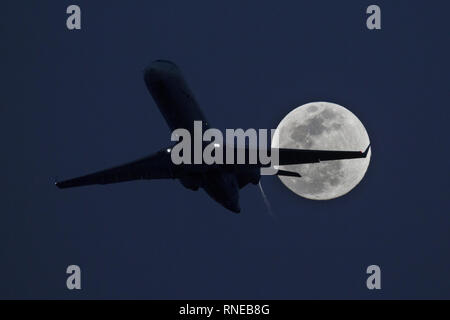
1,1,449,299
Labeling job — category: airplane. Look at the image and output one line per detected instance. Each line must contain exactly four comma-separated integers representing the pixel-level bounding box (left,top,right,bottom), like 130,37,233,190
55,60,370,213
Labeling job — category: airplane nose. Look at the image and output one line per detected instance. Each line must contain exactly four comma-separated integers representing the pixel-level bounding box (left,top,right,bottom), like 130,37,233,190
144,61,181,89
144,60,179,77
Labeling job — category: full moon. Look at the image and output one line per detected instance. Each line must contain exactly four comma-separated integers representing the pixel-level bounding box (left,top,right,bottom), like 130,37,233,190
272,102,371,200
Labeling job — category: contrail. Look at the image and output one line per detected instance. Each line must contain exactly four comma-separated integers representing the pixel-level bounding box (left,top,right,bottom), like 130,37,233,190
258,181,276,219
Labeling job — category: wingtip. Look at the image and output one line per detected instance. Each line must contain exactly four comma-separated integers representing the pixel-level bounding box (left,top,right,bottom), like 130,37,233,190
362,144,371,156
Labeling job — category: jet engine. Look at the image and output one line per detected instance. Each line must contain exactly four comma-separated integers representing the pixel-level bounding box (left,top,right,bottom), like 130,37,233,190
179,175,202,191
237,167,261,189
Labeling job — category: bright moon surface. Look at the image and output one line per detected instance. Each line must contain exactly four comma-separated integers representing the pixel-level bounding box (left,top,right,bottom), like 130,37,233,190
272,102,371,200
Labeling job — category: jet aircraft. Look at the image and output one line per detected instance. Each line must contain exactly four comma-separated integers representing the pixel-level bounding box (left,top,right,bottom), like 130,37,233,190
55,60,370,213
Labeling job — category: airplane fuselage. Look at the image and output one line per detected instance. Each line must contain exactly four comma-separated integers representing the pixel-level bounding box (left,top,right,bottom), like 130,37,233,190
144,60,242,213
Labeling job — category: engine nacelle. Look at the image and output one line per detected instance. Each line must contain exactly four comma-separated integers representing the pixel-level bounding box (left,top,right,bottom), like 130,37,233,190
179,176,202,191
237,167,261,189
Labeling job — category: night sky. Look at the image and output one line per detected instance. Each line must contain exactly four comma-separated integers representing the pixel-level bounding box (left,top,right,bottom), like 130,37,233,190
1,0,449,299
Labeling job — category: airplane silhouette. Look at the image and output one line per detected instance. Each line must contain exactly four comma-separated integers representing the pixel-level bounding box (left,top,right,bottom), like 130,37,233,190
55,60,370,213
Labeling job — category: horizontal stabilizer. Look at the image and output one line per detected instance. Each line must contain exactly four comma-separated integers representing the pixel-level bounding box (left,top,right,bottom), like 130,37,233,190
276,169,301,178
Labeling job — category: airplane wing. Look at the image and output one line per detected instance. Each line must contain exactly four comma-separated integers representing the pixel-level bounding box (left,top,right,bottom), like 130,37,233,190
276,144,371,166
55,149,175,189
